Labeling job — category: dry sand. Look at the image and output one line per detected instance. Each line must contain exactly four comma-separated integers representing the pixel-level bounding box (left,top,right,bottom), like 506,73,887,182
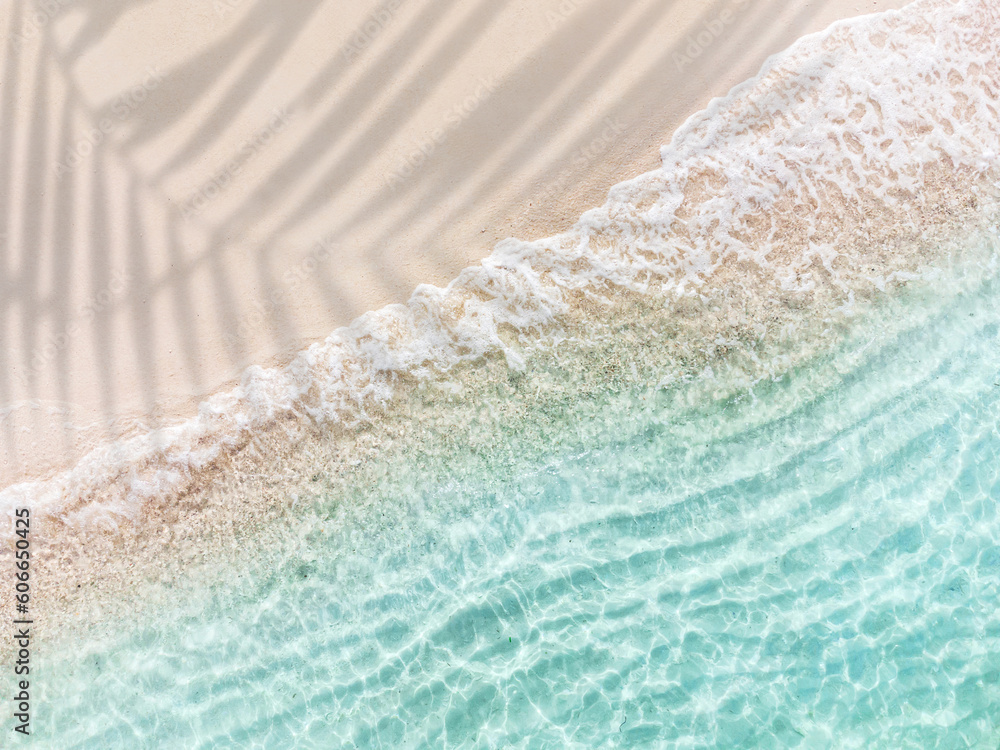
0,0,909,488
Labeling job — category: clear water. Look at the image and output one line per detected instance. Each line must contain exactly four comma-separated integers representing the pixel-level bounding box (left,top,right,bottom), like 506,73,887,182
31,255,1000,748
4,1,999,746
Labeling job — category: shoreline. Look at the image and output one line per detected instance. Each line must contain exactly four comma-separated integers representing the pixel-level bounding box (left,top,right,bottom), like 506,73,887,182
4,0,1000,644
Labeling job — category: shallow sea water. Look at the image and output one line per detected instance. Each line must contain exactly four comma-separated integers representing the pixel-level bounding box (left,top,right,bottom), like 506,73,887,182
30,240,1000,748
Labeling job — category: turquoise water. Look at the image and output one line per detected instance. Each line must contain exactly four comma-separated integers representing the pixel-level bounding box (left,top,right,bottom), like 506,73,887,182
33,251,1000,748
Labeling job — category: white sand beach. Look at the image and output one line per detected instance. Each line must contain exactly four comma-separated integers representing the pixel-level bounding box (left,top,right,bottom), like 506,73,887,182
0,0,907,488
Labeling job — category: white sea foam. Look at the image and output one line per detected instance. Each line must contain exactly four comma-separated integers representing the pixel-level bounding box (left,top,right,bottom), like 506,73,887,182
3,0,999,535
